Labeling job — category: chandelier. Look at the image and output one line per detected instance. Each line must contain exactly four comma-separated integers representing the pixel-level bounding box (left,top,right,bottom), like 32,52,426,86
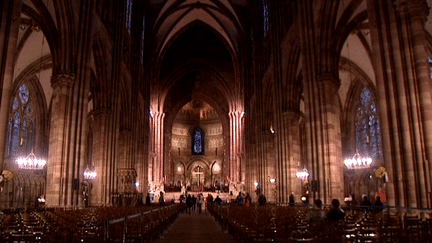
16,149,46,170
83,167,97,180
296,168,309,180
344,150,372,169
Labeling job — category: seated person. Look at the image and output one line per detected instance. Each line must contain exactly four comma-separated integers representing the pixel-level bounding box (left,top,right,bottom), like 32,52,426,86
360,195,372,207
307,199,326,222
327,199,345,221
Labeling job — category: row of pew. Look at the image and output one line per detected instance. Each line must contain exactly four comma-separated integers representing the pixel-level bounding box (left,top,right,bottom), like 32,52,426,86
0,203,184,242
208,203,432,243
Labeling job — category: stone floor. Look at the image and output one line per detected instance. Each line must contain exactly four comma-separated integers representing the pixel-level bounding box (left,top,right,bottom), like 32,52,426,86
153,208,237,243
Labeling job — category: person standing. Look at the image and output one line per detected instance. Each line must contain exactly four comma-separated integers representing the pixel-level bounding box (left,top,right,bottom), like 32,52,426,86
214,195,223,205
192,195,197,211
258,193,266,206
146,193,152,206
289,193,295,206
197,193,203,214
186,194,193,214
159,192,165,206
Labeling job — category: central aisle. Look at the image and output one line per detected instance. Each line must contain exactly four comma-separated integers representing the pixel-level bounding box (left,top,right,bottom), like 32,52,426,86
153,209,237,243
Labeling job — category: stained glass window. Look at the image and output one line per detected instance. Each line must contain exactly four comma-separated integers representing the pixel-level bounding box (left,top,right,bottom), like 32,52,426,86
355,87,383,163
7,118,13,155
141,17,145,64
428,57,432,80
126,0,133,35
262,0,270,37
11,113,20,155
7,84,35,158
19,84,29,104
192,128,204,155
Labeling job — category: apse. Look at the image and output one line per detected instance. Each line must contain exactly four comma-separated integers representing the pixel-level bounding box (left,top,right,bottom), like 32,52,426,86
168,99,225,192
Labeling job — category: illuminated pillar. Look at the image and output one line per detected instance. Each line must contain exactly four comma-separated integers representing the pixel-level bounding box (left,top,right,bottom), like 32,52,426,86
283,110,302,201
90,108,113,205
45,73,74,207
367,0,432,207
149,110,165,192
298,1,344,204
317,75,344,202
229,110,244,184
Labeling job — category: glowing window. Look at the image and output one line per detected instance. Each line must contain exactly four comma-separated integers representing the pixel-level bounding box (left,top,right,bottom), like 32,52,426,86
126,0,133,34
428,57,432,80
7,84,35,158
262,0,270,37
141,17,145,64
355,87,383,163
192,128,204,155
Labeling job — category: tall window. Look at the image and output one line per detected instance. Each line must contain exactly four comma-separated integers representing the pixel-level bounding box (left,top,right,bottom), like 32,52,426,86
428,57,432,80
126,0,133,34
355,87,383,163
7,84,35,158
250,27,255,65
192,128,204,155
140,17,145,64
262,0,270,37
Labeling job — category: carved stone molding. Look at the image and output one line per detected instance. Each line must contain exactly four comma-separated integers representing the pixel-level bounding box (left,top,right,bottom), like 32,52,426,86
117,168,137,194
91,108,111,118
50,72,75,89
317,73,341,90
394,0,429,23
283,110,302,125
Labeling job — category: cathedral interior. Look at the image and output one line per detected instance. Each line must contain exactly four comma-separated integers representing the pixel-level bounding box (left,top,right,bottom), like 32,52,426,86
2,0,432,211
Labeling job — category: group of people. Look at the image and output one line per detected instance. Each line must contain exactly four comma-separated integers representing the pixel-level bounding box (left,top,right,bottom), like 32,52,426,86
359,195,385,209
308,194,386,223
235,192,252,206
307,198,345,223
183,193,205,214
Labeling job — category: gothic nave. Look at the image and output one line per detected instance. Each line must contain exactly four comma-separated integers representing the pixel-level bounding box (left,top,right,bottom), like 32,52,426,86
2,0,432,211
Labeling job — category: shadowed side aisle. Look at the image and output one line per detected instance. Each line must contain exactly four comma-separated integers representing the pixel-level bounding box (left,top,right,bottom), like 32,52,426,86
153,210,237,243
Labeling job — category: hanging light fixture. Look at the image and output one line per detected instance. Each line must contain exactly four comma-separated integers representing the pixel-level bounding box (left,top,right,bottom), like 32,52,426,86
83,167,97,180
296,168,309,180
344,150,372,169
15,149,46,170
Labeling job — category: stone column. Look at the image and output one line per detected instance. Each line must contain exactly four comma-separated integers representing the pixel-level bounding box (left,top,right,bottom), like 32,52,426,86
136,141,147,194
262,132,276,202
149,111,164,192
45,73,74,206
118,129,132,169
90,108,113,205
298,1,344,204
229,110,245,184
367,0,432,207
317,74,344,203
0,0,22,170
283,110,303,200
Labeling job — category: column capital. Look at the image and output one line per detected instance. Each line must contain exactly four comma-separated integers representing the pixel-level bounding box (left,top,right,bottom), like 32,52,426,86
283,110,302,124
51,72,75,89
317,73,341,90
92,108,111,117
150,110,165,119
394,0,429,23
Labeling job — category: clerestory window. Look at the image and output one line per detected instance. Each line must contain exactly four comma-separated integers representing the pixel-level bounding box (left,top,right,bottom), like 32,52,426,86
192,128,204,155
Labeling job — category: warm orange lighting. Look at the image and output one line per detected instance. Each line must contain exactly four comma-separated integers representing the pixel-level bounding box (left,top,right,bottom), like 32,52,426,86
16,149,46,170
344,151,372,169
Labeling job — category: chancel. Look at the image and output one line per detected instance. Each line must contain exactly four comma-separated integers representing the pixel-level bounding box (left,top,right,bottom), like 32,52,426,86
1,0,432,242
